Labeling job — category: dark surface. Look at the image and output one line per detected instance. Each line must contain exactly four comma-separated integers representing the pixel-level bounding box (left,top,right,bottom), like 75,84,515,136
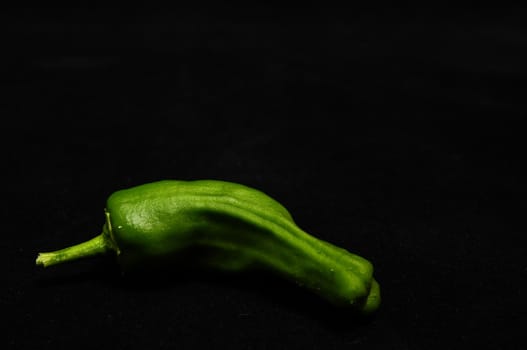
3,7,526,349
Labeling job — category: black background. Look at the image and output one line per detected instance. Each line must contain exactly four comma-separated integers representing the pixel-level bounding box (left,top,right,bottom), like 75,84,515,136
3,6,526,349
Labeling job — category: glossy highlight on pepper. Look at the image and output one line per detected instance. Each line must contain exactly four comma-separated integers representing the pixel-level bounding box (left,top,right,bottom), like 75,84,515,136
36,180,381,314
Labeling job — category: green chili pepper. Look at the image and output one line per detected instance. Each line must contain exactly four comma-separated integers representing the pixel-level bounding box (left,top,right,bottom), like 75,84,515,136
36,180,380,314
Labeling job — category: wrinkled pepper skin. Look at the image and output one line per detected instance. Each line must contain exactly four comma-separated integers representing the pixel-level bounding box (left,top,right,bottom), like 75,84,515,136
36,180,380,314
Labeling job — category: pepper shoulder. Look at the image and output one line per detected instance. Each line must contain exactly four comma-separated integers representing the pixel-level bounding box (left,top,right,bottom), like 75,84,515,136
105,179,293,221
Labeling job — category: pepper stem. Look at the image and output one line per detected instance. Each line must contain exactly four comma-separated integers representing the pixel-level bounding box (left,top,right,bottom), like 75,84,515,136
36,234,111,268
